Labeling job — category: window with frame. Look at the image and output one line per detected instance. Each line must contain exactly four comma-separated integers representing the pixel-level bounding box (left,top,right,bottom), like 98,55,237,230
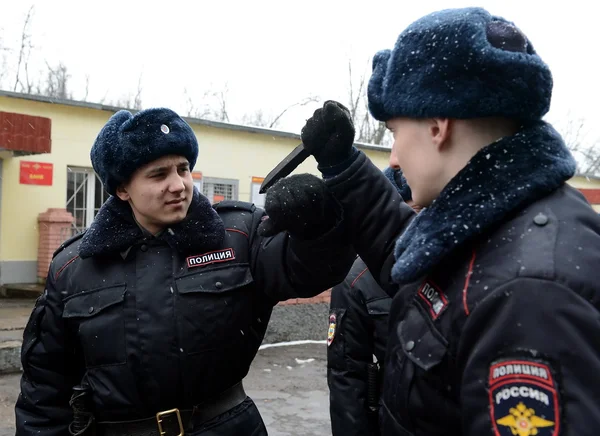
192,172,203,194
202,177,239,204
66,167,109,234
250,176,266,208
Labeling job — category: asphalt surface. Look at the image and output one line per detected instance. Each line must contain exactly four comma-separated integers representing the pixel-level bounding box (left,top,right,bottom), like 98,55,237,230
0,342,331,436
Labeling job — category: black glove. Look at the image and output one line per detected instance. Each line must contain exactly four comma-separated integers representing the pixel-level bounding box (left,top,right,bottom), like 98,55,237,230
383,166,412,201
301,100,356,168
257,174,339,239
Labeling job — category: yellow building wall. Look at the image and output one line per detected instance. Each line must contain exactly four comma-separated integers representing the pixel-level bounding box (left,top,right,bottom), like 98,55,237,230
0,95,391,263
2,93,598,266
566,176,600,212
4,94,600,263
567,175,600,190
0,96,114,262
194,125,390,201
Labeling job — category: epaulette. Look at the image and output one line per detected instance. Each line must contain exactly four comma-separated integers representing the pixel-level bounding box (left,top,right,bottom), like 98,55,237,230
52,230,86,259
213,200,256,213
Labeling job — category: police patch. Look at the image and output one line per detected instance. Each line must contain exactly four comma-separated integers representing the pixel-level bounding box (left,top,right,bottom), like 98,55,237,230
489,358,559,436
416,280,448,319
327,314,337,346
186,248,235,268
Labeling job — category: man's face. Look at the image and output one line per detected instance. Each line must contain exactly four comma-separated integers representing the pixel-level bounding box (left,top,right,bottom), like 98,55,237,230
116,154,194,234
387,118,445,206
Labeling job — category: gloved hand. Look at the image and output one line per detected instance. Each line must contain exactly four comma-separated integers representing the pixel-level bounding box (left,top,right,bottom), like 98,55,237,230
383,166,412,202
301,100,356,168
257,174,339,239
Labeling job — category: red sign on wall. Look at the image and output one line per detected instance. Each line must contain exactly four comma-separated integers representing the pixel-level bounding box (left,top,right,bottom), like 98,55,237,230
19,161,53,186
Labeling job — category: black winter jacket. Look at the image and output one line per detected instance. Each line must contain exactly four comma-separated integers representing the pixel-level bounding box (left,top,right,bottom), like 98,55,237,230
325,122,600,435
15,189,356,435
327,256,392,436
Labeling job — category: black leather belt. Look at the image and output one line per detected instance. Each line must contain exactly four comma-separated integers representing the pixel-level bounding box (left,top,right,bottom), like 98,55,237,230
97,382,247,436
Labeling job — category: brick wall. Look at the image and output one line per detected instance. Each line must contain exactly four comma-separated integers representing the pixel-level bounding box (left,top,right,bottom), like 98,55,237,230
579,188,600,205
277,289,331,306
37,209,74,280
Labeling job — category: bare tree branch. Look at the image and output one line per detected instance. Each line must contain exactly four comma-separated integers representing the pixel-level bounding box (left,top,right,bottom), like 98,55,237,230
0,42,7,88
183,83,230,122
133,73,143,110
98,89,109,105
217,88,229,122
183,87,202,118
13,5,35,92
555,115,600,175
105,73,144,110
183,88,213,119
42,61,71,99
268,96,320,128
83,74,90,101
240,96,320,129
347,59,366,120
346,57,390,146
241,109,269,127
23,53,34,93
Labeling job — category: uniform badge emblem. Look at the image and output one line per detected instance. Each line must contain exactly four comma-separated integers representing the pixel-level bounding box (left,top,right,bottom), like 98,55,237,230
327,314,337,346
489,358,559,436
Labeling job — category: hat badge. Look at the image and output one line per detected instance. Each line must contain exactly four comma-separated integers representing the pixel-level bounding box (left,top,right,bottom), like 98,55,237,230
160,124,170,134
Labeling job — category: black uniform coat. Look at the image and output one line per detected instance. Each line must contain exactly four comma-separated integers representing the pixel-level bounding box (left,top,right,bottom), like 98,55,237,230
15,189,356,435
324,122,600,435
327,256,392,435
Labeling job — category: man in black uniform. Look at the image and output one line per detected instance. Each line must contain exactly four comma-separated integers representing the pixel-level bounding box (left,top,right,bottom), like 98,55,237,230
300,7,600,436
327,166,418,436
14,107,367,436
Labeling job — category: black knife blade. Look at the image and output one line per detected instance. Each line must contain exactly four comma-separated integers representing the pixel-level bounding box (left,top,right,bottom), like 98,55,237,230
259,143,311,194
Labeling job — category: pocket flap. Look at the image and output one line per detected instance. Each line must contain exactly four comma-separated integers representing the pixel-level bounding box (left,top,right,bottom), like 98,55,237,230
398,303,447,371
176,264,253,294
366,297,391,316
63,285,126,318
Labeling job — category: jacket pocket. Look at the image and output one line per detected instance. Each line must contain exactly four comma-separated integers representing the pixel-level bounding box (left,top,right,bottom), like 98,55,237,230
398,303,447,371
63,284,127,367
175,264,255,354
384,302,449,432
177,264,253,294
366,297,391,363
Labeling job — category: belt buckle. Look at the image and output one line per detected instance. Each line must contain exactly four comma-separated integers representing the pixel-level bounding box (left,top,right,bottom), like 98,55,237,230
156,408,184,436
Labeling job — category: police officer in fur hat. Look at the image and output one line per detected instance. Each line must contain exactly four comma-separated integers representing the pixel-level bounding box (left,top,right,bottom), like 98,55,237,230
299,7,600,435
14,107,362,436
327,165,420,436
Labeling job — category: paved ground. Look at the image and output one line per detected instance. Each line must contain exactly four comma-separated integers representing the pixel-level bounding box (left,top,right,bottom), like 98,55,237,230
247,343,330,435
0,299,30,332
0,342,330,436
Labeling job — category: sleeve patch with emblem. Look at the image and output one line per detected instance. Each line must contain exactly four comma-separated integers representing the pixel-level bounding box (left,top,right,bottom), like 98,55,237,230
488,358,560,436
327,313,337,346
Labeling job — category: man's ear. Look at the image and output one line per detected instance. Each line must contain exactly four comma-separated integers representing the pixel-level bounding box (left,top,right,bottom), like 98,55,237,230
116,185,130,202
429,118,451,151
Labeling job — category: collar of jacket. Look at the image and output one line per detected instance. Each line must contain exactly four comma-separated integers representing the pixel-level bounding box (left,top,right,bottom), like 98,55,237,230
392,120,577,284
78,188,225,259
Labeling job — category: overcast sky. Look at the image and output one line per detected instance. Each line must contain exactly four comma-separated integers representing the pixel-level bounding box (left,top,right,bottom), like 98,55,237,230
0,0,598,140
